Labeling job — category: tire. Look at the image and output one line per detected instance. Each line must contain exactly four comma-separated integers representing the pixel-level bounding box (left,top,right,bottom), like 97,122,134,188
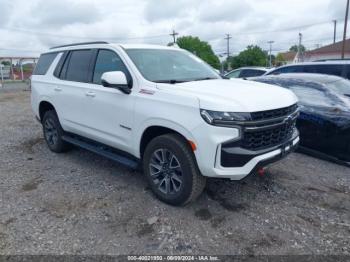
42,110,70,153
143,134,206,206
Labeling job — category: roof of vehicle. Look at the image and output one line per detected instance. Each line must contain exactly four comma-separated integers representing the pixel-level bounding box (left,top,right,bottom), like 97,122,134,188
49,42,180,52
253,73,346,84
274,60,350,67
228,67,269,71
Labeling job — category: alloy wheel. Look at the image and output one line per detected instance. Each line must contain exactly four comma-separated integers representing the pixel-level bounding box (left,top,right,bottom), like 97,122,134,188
149,148,183,195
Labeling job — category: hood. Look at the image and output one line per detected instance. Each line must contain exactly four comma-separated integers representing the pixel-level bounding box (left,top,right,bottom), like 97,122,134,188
158,79,298,112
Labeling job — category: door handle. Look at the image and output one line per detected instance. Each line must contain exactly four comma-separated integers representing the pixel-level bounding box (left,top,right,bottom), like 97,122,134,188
86,91,96,97
54,87,62,92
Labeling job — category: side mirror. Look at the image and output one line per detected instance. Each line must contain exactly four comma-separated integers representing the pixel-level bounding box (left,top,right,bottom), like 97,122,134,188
101,71,131,94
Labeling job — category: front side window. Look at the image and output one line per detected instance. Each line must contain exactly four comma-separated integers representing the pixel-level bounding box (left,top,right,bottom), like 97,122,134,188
125,49,219,83
226,69,241,78
65,50,93,82
33,52,58,75
93,50,130,84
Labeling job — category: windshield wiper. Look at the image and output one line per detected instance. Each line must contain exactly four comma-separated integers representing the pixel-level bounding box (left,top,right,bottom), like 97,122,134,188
154,80,187,84
191,77,217,81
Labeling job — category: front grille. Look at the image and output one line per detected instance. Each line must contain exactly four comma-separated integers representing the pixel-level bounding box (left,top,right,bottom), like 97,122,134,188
240,104,298,150
241,120,296,150
250,104,298,121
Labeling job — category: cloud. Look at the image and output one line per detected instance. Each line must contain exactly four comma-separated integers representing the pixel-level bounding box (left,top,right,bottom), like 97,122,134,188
199,0,252,23
0,0,348,58
0,0,13,24
30,0,102,28
144,0,197,22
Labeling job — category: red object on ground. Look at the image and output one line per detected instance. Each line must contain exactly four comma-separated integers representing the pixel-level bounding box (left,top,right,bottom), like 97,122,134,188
258,168,265,177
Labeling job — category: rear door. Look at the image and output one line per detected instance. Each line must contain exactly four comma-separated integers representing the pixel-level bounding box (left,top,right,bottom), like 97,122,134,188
54,49,95,134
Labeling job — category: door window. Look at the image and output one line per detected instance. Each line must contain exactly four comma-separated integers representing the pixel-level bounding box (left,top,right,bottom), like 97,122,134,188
93,50,130,85
33,52,58,75
226,70,241,78
240,69,265,78
65,50,93,82
269,66,303,75
303,64,344,77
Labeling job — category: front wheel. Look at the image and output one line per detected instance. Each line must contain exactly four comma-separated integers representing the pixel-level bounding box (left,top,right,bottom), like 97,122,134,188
143,134,206,206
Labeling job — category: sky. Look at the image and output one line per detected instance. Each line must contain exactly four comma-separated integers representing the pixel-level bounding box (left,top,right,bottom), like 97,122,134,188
0,0,348,58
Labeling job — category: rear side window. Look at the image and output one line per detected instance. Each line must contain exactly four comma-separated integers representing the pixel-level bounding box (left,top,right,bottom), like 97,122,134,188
33,53,58,75
93,49,130,84
65,50,93,82
303,64,345,77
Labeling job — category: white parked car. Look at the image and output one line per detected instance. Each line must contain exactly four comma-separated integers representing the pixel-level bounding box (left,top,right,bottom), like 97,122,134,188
31,42,299,205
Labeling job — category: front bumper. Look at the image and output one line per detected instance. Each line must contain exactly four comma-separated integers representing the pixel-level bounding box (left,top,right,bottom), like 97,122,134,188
193,126,299,180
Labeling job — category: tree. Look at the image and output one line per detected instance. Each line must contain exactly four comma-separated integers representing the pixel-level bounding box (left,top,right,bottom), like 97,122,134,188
1,61,11,66
228,45,268,69
289,44,306,53
176,36,221,69
275,53,286,66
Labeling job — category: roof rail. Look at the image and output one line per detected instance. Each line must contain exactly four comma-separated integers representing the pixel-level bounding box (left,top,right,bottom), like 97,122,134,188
50,41,109,49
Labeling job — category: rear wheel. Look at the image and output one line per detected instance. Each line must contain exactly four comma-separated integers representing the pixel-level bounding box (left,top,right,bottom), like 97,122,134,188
42,110,70,153
143,134,206,206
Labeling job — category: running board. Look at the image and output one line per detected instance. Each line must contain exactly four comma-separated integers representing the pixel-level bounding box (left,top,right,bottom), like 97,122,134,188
62,135,139,169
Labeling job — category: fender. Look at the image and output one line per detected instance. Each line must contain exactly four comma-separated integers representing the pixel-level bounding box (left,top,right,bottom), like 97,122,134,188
133,118,198,159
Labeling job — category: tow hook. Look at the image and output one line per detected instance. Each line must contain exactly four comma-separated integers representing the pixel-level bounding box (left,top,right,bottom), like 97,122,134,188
258,168,265,177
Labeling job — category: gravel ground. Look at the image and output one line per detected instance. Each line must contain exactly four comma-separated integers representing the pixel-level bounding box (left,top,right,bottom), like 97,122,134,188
0,84,349,256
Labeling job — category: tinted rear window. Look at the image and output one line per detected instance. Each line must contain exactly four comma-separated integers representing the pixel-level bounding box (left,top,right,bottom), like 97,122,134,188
33,53,58,75
303,64,345,77
65,50,93,82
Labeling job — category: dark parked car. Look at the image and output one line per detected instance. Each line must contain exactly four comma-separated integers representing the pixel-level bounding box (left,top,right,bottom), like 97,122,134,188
265,61,350,80
251,73,350,165
225,67,268,78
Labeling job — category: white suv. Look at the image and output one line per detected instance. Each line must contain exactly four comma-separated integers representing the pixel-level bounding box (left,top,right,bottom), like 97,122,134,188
31,41,300,205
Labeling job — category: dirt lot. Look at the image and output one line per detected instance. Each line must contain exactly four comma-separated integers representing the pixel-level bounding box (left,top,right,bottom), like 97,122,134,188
0,83,349,256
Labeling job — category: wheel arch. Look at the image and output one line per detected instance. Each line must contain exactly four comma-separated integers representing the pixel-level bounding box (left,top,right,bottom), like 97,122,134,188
39,100,56,122
137,121,196,159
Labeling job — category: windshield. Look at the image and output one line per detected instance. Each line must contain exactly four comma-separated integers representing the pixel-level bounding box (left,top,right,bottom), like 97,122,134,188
326,79,350,95
125,48,220,83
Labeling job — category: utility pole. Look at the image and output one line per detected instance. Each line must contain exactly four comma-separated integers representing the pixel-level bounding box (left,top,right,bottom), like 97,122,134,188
297,33,303,62
170,30,178,44
224,34,232,60
341,0,349,59
267,41,274,67
333,20,337,43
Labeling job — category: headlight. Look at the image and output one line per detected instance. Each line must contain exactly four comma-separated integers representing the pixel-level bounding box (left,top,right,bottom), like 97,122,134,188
200,109,251,127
